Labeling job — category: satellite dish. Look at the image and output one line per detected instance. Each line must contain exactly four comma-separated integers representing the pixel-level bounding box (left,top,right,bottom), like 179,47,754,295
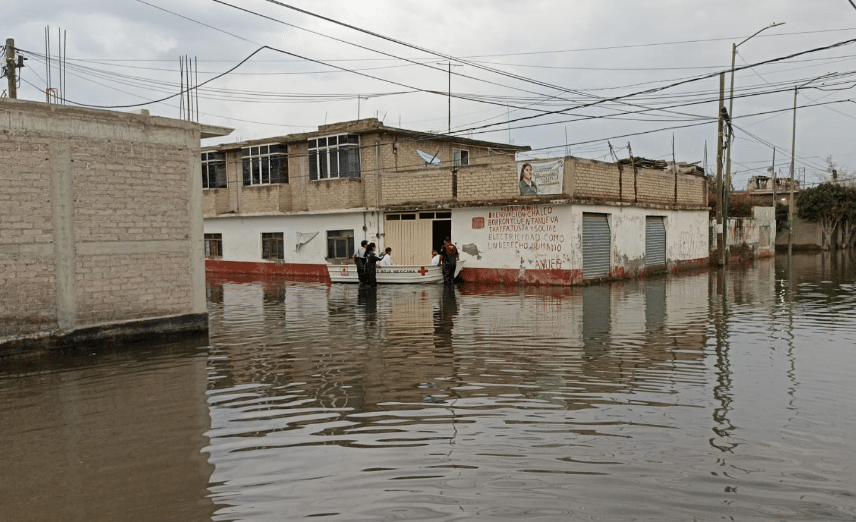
417,149,441,166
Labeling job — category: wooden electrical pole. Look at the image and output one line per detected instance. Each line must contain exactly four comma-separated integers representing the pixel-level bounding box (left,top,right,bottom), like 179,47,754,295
716,73,725,266
5,38,17,99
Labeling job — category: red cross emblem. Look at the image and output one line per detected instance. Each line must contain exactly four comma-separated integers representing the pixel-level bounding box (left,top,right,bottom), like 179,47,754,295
417,266,428,276
340,267,349,276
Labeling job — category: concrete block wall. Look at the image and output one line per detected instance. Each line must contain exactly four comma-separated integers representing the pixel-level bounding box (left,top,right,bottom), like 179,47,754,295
457,162,518,201
568,158,622,201
381,170,453,205
566,157,706,206
1,99,207,351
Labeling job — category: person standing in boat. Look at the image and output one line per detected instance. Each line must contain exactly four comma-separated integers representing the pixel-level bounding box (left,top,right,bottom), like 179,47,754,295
430,250,440,266
379,247,394,266
364,242,381,287
353,240,368,287
438,237,459,285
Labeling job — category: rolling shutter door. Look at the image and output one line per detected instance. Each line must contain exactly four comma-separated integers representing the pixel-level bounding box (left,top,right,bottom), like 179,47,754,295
645,216,666,267
582,213,610,278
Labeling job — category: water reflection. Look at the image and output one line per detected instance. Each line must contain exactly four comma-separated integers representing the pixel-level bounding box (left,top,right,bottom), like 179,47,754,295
0,341,215,522
3,257,856,521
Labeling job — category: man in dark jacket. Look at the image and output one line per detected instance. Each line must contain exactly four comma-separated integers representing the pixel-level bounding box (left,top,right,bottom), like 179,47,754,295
353,240,368,286
438,237,459,285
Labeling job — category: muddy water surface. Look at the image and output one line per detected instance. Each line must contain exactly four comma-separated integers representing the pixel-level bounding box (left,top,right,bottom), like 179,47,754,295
2,253,856,521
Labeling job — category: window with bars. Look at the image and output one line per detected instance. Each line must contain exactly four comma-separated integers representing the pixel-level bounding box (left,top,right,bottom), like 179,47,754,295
326,229,355,259
453,149,469,167
204,233,223,258
262,232,284,260
308,134,361,180
242,144,288,186
202,152,227,189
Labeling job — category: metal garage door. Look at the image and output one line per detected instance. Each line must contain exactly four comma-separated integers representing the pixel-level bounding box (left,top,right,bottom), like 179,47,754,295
645,216,666,267
582,213,611,278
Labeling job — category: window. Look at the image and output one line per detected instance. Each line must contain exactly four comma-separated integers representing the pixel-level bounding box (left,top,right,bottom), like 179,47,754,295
243,144,287,186
326,230,355,259
262,232,284,260
308,134,361,180
202,152,226,189
453,149,469,167
386,213,416,221
204,233,223,258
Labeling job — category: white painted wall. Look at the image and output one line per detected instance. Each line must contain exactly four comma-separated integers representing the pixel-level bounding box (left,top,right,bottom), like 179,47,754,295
451,203,709,273
205,203,709,275
205,210,386,264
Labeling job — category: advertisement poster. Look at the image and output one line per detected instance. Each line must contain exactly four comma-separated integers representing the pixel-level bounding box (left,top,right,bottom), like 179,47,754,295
517,158,564,196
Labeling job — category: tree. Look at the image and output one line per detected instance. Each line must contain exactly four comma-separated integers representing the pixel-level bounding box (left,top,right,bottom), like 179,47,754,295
797,182,856,250
841,186,856,248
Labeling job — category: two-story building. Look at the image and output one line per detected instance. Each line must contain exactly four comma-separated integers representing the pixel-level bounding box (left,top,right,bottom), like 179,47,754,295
202,118,710,285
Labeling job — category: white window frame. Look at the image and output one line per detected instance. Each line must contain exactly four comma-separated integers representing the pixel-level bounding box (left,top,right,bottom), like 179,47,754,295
242,144,287,186
453,148,469,167
308,134,361,180
202,152,227,189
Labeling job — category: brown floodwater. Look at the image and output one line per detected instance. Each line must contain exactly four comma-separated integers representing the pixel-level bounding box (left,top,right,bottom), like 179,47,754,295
2,252,856,521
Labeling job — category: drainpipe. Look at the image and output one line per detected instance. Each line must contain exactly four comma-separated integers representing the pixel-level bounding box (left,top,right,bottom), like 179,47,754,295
375,141,383,245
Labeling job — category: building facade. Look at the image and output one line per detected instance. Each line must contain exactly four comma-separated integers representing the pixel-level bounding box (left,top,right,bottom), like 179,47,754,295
0,99,231,354
203,118,709,285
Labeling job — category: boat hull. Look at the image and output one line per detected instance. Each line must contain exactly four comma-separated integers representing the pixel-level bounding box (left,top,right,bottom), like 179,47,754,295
327,261,464,284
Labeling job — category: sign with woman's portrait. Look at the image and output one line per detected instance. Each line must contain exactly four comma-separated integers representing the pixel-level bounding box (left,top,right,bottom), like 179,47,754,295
518,159,564,196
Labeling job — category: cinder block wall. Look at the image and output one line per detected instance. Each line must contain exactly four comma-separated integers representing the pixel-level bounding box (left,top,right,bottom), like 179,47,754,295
567,157,706,206
0,99,207,348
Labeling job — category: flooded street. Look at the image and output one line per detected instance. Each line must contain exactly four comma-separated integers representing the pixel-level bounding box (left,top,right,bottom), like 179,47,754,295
2,253,856,521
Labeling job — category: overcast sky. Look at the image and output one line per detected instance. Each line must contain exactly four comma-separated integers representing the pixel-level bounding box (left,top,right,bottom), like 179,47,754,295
5,0,856,188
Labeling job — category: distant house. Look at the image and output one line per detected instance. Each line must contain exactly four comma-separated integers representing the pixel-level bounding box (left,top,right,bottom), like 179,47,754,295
746,175,800,206
202,118,710,285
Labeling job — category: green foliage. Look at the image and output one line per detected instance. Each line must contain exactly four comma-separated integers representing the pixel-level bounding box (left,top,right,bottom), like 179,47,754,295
796,183,856,223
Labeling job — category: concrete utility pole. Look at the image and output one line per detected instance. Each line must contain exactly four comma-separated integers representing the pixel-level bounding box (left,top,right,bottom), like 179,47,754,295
716,73,725,266
724,23,783,264
724,23,784,207
788,86,798,260
5,38,17,99
788,73,836,260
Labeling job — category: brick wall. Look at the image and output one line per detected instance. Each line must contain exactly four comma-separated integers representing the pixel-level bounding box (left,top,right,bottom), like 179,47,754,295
1,99,207,346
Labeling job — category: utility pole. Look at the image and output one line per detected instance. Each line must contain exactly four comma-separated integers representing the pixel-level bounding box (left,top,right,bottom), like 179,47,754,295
5,38,17,99
716,73,725,266
438,62,462,134
770,147,777,209
788,86,797,261
786,73,835,259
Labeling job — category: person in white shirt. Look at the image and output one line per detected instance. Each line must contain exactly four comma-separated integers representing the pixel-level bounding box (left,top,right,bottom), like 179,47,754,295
379,247,394,266
430,250,440,265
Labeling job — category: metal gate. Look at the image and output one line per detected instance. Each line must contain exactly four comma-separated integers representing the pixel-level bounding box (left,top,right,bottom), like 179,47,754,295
582,213,611,278
384,213,432,265
645,216,666,267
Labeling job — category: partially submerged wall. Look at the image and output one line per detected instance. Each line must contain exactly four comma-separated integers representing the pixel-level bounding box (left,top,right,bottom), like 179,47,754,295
710,206,776,260
0,99,208,354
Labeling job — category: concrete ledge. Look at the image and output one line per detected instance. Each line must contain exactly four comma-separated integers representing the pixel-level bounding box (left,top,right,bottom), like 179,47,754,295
0,313,209,358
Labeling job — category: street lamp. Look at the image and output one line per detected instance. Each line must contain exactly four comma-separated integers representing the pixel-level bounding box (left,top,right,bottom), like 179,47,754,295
787,72,838,259
723,22,784,263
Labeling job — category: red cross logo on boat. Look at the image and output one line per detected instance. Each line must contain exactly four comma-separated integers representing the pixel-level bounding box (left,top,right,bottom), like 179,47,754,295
340,267,349,276
418,266,428,276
